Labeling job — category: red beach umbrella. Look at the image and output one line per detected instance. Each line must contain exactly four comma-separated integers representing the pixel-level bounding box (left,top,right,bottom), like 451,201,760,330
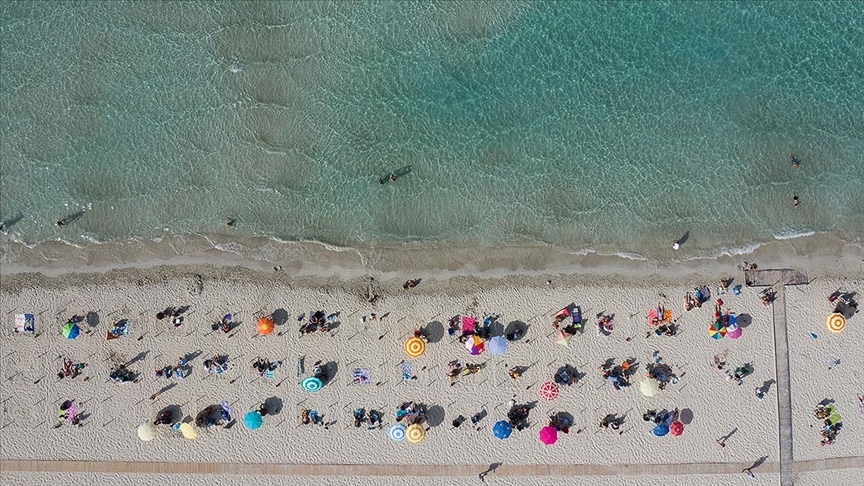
670,420,684,437
539,381,559,401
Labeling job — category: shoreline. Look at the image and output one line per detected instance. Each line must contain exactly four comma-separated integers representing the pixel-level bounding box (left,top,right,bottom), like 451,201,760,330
1,231,862,283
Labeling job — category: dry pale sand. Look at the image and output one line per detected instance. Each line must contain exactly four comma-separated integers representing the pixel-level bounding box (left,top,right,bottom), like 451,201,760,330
0,266,862,486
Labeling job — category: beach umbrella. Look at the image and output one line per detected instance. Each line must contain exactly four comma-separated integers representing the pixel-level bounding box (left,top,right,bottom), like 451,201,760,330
709,321,726,340
301,376,323,393
726,324,742,340
388,423,406,442
653,423,669,437
556,331,572,347
137,421,157,441
639,378,660,397
670,420,684,437
404,336,426,358
492,420,512,440
405,423,425,444
257,316,274,335
487,336,509,355
243,411,263,430
539,425,558,445
62,322,80,340
179,422,198,440
826,313,845,333
539,381,559,401
465,335,485,355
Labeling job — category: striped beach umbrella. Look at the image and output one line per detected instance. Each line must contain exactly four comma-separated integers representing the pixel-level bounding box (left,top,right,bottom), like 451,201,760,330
388,423,406,442
404,336,426,358
826,313,845,333
406,423,425,444
709,321,726,340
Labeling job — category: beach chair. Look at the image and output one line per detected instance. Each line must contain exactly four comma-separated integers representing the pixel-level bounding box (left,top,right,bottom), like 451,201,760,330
571,306,583,330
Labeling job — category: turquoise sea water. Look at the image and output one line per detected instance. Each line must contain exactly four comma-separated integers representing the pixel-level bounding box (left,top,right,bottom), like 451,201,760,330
1,1,863,264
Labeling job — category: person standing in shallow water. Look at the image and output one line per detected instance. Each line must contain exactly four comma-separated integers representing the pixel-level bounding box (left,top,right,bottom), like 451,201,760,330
793,193,800,208
790,153,800,168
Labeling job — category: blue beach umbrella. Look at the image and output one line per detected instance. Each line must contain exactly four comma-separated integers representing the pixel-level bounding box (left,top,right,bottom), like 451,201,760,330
653,423,669,437
487,336,509,356
388,423,406,442
62,322,80,340
243,411,263,430
492,420,512,440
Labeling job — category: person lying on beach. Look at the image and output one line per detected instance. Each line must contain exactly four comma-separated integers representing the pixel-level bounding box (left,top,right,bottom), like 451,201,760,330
447,361,462,385
402,279,419,290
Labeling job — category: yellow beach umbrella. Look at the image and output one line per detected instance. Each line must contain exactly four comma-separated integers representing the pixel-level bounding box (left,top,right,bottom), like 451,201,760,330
639,379,660,398
179,422,198,440
826,313,845,333
406,423,425,444
404,336,426,358
137,421,157,441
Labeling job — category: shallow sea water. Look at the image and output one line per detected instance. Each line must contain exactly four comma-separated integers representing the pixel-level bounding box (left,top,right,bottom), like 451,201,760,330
1,1,863,264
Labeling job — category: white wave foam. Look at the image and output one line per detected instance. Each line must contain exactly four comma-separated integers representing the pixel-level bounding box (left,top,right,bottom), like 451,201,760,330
773,228,816,240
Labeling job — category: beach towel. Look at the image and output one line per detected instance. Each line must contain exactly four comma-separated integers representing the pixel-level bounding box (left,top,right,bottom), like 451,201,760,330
461,316,477,333
352,367,371,385
265,370,275,380
14,314,35,333
401,362,413,381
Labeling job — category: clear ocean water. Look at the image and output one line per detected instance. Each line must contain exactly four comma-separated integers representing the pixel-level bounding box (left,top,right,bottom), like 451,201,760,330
2,1,863,264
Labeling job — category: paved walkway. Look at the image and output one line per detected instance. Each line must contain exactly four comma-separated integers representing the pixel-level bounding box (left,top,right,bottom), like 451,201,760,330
2,457,863,477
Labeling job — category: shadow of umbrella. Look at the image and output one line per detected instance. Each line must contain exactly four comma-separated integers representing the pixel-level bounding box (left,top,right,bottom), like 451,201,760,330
424,321,444,344
426,405,445,427
323,361,339,385
157,404,182,423
264,396,283,416
505,321,528,341
679,408,694,425
738,314,752,328
271,309,289,326
86,311,100,329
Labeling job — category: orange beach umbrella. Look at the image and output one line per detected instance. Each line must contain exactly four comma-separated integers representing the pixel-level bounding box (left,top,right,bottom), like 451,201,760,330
257,316,275,335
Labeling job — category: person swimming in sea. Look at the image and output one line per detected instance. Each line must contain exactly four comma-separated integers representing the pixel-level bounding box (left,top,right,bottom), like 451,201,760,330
793,193,800,208
790,153,800,168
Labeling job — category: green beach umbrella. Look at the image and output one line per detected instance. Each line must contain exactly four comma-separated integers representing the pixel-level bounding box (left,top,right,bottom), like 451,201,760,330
62,322,80,340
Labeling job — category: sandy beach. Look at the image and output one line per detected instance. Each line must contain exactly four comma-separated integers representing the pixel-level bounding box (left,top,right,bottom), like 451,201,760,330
1,261,862,485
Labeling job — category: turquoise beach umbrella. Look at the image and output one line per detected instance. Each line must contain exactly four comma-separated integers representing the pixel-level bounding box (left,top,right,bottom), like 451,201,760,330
243,411,263,430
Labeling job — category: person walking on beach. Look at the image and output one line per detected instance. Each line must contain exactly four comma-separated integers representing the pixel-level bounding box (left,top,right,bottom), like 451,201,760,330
672,240,680,250
742,468,756,479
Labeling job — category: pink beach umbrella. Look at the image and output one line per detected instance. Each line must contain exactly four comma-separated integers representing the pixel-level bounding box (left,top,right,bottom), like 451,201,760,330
726,325,742,339
727,315,742,339
539,426,558,445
